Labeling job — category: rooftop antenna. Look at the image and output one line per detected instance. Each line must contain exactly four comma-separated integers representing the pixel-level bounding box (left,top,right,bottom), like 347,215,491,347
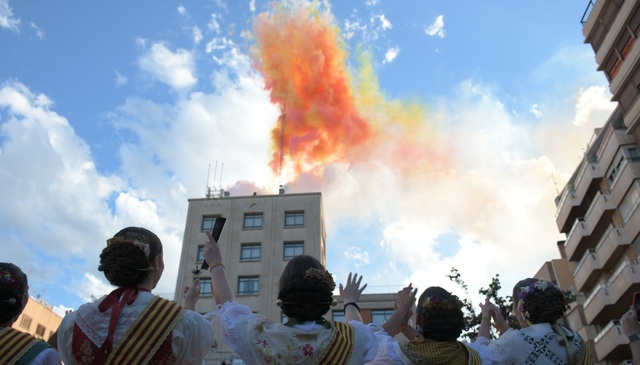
278,104,286,194
205,163,212,198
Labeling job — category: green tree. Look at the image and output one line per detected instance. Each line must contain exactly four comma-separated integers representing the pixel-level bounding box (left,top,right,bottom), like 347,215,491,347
447,268,518,341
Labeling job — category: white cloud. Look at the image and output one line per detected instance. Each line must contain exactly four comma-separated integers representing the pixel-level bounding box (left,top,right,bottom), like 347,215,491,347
138,42,197,89
114,70,127,86
365,0,380,6
250,0,256,12
29,21,44,39
572,85,615,126
177,4,187,16
383,46,399,64
378,14,391,30
425,15,445,38
208,13,221,34
192,26,203,45
344,246,370,266
530,103,542,118
0,0,20,32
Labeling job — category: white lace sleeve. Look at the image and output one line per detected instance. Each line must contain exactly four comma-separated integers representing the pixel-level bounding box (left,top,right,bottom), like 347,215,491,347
208,301,258,362
469,329,519,364
172,309,215,365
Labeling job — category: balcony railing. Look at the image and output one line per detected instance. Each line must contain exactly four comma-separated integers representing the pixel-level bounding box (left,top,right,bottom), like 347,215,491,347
574,248,597,276
581,0,596,26
594,319,621,343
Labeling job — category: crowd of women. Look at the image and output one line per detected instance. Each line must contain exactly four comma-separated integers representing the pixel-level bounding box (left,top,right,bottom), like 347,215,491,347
1,225,637,364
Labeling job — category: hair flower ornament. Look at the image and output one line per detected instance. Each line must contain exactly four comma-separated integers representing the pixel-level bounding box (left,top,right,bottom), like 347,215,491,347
106,235,151,258
517,279,561,314
304,268,336,291
421,295,461,310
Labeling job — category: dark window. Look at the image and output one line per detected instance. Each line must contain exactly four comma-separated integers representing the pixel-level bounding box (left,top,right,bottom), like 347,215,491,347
283,242,304,259
238,276,259,295
241,244,261,261
243,213,263,229
20,315,32,330
285,212,304,227
35,324,46,337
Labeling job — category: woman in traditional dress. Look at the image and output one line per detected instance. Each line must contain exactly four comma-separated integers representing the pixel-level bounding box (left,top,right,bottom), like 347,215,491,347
57,226,214,365
470,278,593,364
203,230,380,364
0,262,60,365
366,286,484,365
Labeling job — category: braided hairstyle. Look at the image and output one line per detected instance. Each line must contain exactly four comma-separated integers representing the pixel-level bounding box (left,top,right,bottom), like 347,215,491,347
416,286,465,342
513,278,565,324
0,263,28,325
98,227,162,287
278,255,335,322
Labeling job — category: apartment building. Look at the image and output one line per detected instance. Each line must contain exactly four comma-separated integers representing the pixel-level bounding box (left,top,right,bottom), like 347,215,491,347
174,191,403,364
551,1,640,362
12,296,62,342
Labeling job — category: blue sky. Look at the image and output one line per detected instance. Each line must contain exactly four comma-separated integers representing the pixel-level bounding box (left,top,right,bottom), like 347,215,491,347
0,0,616,315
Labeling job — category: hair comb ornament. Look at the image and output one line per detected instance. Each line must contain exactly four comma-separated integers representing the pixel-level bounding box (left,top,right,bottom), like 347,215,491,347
304,268,336,291
0,298,16,305
107,233,151,258
421,295,462,310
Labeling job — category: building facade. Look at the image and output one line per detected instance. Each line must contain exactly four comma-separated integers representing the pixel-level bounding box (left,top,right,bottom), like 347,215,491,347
552,1,640,363
12,297,62,342
174,191,406,364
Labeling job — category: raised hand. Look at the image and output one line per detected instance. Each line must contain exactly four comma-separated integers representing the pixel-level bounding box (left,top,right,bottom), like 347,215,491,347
339,272,367,303
183,278,201,310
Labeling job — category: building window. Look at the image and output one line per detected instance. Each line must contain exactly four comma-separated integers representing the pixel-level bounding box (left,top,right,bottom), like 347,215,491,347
283,242,304,259
241,244,261,261
238,276,259,295
285,211,304,227
243,213,263,229
371,309,395,326
607,146,640,186
196,245,205,263
199,278,212,297
35,324,46,338
19,315,32,330
332,310,345,323
201,216,221,231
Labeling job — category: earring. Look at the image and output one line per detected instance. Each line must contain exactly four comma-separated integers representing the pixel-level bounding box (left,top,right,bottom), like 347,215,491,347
276,299,283,307
331,298,338,307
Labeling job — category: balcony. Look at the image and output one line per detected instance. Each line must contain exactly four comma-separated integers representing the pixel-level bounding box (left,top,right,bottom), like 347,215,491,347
584,263,640,324
593,320,632,362
564,190,616,261
582,0,624,55
574,225,630,292
556,160,603,234
605,0,640,97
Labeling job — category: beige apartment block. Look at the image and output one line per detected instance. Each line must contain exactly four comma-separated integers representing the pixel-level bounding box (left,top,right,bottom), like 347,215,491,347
552,1,640,363
12,296,62,342
174,191,405,364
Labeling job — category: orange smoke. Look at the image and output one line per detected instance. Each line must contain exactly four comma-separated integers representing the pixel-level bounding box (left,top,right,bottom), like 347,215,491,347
251,2,449,181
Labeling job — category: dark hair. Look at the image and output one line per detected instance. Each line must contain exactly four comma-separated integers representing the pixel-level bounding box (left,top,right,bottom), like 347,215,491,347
416,286,464,341
98,227,162,287
0,263,28,324
512,278,565,324
278,255,334,322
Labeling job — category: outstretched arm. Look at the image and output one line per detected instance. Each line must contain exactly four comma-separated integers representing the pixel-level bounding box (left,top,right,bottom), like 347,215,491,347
202,231,234,306
478,297,509,339
339,273,367,322
382,285,417,337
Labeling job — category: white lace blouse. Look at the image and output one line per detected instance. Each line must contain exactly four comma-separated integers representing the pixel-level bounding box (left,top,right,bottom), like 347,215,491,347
209,301,380,365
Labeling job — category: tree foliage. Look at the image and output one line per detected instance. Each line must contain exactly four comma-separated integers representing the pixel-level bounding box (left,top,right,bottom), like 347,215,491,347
448,268,577,341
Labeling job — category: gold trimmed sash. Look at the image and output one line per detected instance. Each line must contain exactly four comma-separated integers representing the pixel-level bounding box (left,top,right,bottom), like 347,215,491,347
105,296,184,365
0,327,47,365
317,321,355,364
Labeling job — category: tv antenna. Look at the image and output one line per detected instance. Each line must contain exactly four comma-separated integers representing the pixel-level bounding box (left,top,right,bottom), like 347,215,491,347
205,160,225,198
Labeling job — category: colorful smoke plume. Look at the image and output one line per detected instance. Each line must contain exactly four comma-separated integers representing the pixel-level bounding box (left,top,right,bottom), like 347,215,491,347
251,2,449,182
